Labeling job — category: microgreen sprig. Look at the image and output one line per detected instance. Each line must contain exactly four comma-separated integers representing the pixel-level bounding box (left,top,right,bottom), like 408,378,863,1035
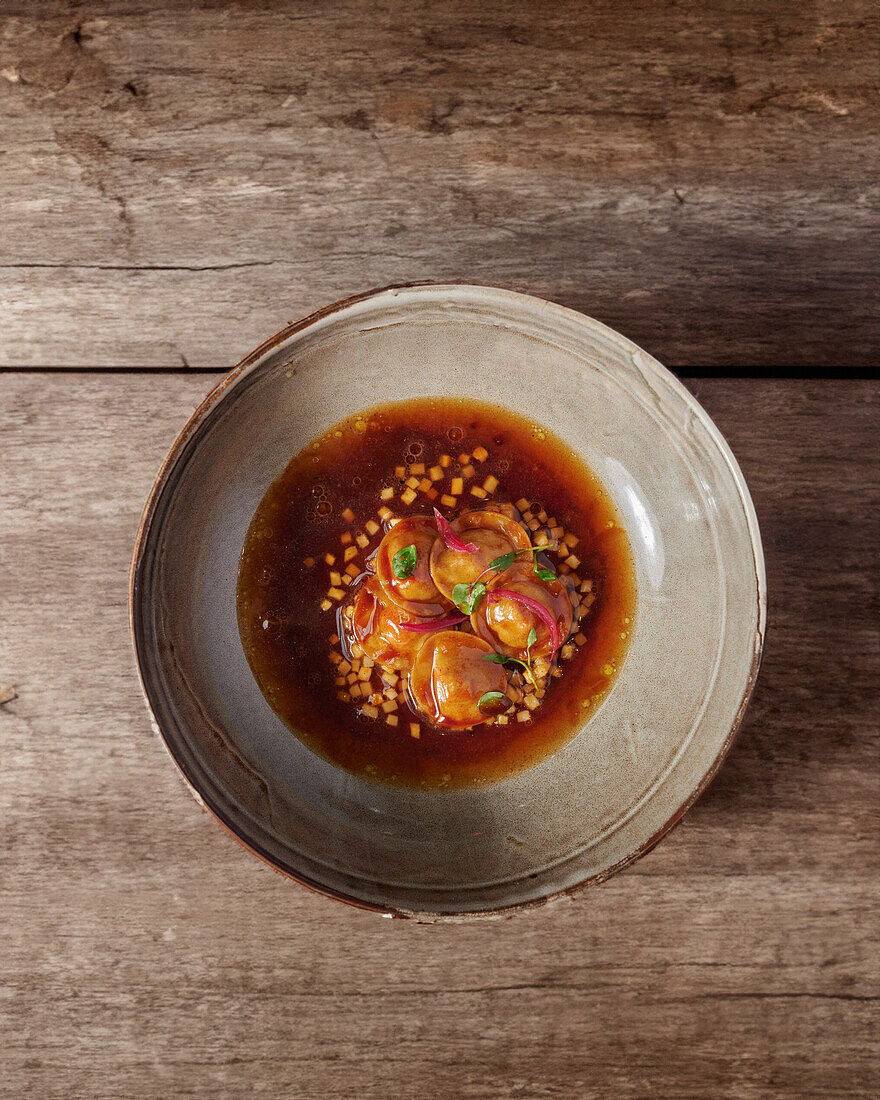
455,544,559,614
487,543,557,577
484,626,539,688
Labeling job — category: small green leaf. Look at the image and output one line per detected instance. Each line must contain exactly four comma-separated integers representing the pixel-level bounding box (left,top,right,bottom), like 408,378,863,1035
488,551,516,571
468,581,487,612
452,582,472,613
527,626,538,651
391,544,418,579
502,653,534,689
453,580,486,614
477,690,510,715
486,652,529,674
535,567,556,582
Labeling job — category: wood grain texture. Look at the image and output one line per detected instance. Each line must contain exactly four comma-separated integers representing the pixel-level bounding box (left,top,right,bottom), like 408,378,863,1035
1,1,878,368
1,375,877,1099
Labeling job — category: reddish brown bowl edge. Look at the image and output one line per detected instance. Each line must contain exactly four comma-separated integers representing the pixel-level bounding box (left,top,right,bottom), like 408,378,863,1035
129,282,768,922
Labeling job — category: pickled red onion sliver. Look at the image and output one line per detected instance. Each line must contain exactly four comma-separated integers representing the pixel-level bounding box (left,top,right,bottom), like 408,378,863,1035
433,508,478,554
488,589,560,654
399,612,468,633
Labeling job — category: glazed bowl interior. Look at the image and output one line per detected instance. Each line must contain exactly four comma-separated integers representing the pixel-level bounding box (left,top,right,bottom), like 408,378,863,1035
132,285,765,918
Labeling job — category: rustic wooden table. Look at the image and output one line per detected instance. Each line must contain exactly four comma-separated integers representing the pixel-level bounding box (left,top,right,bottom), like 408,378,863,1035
2,0,878,369
1,3,878,1098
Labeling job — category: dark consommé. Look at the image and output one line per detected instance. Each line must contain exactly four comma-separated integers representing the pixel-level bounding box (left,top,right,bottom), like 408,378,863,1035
237,398,636,788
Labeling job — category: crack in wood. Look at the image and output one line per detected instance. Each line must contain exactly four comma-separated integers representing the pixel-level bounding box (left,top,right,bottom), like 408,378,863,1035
0,261,279,272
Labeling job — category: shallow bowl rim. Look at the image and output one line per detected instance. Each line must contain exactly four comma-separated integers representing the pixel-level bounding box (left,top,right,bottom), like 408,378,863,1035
129,281,767,922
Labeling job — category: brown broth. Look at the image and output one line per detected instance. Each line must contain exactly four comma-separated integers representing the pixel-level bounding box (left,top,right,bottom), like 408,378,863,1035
237,397,636,788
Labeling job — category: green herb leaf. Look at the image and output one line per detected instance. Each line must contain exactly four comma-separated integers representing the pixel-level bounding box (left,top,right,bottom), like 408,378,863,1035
391,544,417,580
453,580,487,614
488,551,516,571
468,581,487,612
535,567,556,582
485,652,532,677
452,582,472,613
477,690,510,715
526,626,538,651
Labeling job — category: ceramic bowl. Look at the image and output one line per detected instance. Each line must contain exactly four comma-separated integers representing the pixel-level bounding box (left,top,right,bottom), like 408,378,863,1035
131,284,766,919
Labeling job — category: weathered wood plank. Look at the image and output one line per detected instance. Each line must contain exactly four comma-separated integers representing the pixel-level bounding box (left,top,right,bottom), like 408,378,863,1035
1,2,877,367
0,375,877,1098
